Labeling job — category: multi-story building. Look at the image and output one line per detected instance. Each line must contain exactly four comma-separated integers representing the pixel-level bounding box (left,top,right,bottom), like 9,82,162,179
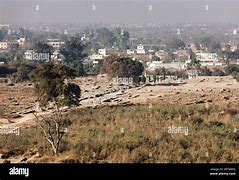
136,44,146,55
146,61,186,71
196,53,222,66
17,38,25,47
0,42,8,49
47,39,64,49
98,49,107,56
126,49,135,55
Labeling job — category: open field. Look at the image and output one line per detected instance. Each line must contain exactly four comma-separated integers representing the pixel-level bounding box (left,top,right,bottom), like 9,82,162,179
0,75,238,163
0,104,238,163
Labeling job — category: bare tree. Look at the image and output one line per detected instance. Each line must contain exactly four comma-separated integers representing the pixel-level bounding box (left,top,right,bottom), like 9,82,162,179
31,63,80,155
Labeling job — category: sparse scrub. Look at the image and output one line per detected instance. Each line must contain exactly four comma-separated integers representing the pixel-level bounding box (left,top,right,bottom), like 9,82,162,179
0,104,239,163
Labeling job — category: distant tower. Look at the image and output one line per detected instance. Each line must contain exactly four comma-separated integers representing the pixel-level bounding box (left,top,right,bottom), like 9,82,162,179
64,30,68,35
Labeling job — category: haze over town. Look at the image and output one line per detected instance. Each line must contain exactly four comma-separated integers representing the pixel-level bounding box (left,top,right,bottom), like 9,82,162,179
1,0,239,25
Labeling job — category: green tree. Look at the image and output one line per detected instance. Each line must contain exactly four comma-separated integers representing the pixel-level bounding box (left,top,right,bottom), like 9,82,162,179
31,63,81,155
11,63,36,83
194,41,201,50
166,37,185,50
96,28,116,48
70,60,85,77
154,67,168,80
112,28,130,50
0,29,7,41
200,36,221,52
34,42,54,54
60,36,87,64
187,49,200,68
151,46,160,52
101,55,144,80
152,56,161,61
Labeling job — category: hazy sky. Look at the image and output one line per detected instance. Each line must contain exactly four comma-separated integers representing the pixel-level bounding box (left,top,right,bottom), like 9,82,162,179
0,0,239,25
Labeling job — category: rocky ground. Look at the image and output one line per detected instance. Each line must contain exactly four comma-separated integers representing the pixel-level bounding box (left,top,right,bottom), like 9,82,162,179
0,75,238,163
0,75,239,128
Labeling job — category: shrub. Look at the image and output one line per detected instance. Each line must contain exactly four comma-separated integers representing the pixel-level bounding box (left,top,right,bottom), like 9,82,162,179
199,67,212,76
179,139,190,149
191,117,204,125
208,121,224,127
230,131,239,141
0,65,15,77
211,68,225,76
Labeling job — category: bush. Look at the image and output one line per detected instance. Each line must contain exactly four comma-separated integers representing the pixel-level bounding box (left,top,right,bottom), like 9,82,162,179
199,67,212,76
230,131,239,141
225,65,239,75
152,56,160,61
191,117,204,125
0,65,15,77
11,64,36,83
101,55,144,80
208,121,224,127
172,70,188,79
211,68,225,76
232,71,239,82
179,139,190,149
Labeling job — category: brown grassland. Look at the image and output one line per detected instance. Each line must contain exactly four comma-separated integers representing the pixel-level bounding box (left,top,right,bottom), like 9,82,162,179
0,103,238,163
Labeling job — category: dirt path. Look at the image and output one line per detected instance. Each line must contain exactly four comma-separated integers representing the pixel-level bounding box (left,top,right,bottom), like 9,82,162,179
0,112,51,128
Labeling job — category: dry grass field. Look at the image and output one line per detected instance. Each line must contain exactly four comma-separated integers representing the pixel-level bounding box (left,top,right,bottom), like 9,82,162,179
0,76,238,163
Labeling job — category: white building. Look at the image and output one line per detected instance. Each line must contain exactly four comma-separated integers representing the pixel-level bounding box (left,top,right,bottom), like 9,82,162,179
231,45,238,52
196,53,221,66
81,34,89,41
64,30,68,35
148,49,155,54
146,61,186,71
17,38,25,46
47,39,64,49
0,42,8,49
98,49,107,56
136,44,146,55
127,49,135,55
89,54,104,61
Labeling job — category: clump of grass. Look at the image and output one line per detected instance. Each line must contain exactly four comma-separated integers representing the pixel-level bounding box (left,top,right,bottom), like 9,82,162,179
208,120,224,127
190,117,204,125
179,139,191,150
